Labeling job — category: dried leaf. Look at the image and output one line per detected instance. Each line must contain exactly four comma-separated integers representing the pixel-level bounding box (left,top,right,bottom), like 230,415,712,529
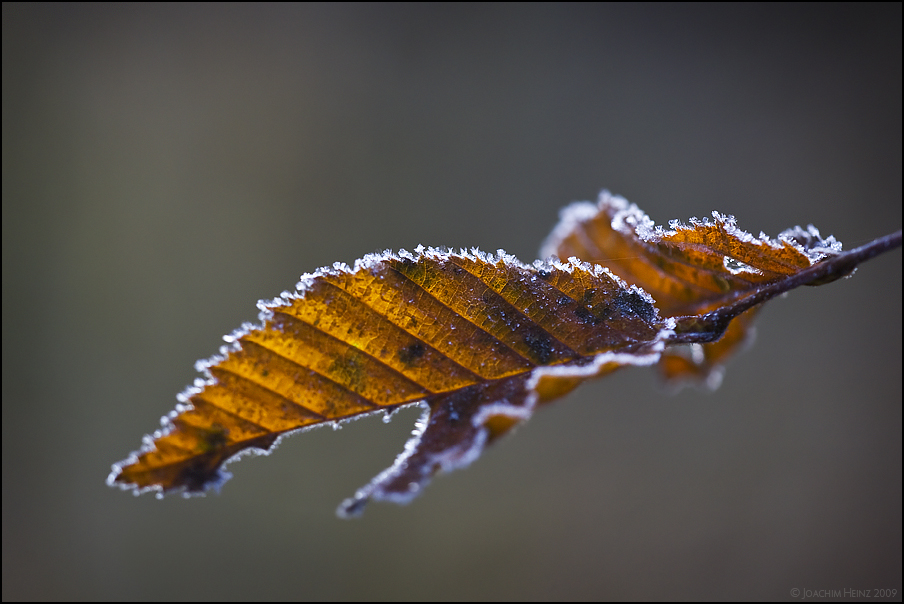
110,247,670,514
108,192,902,516
541,192,844,386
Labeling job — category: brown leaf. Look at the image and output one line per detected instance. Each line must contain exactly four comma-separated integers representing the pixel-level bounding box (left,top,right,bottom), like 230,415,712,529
109,247,671,514
541,191,844,386
108,193,901,515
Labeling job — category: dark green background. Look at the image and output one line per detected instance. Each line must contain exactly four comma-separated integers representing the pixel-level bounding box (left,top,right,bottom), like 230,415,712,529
3,4,901,600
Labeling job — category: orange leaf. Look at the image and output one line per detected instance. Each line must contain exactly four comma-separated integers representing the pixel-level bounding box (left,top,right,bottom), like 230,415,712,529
108,192,901,515
110,247,671,515
542,191,844,386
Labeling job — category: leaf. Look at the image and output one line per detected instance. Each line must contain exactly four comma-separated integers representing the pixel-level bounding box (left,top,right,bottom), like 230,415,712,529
541,192,846,387
108,192,902,516
109,247,671,513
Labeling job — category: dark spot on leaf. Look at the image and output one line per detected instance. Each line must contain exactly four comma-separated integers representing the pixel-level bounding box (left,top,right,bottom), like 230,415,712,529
573,306,596,325
524,333,554,364
197,423,229,453
614,289,656,322
398,343,426,366
177,456,222,492
574,294,614,325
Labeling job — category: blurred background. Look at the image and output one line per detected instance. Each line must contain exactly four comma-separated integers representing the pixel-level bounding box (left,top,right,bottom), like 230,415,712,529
3,4,900,600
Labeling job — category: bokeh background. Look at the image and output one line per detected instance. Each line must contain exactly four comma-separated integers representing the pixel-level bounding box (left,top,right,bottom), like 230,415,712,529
3,4,901,600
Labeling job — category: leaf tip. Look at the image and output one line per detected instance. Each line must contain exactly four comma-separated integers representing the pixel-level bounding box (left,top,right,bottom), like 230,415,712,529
336,494,368,519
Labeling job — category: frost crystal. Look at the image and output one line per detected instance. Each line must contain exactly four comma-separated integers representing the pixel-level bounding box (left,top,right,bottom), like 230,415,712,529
723,256,763,275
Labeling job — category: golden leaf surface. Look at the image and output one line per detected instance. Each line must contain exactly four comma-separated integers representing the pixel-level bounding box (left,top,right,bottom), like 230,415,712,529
110,246,671,514
541,192,843,386
109,191,899,515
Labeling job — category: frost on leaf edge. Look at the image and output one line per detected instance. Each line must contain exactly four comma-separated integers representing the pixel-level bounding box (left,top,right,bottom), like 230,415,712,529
107,243,669,499
539,190,843,266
